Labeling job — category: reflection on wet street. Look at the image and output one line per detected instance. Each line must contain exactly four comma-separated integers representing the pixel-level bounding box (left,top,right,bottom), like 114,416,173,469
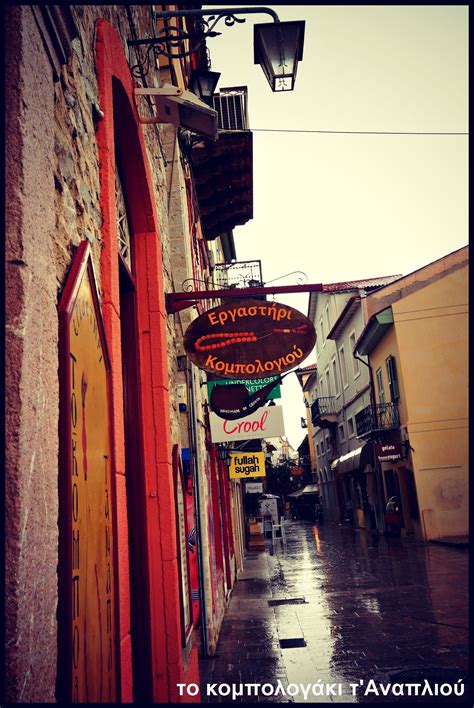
199,521,468,703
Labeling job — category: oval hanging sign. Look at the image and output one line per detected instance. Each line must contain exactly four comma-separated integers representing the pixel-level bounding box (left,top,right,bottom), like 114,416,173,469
183,299,316,380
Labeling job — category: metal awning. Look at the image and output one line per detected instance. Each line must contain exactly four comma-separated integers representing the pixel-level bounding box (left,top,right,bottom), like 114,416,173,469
287,484,319,498
355,308,394,356
286,488,305,498
302,484,319,494
331,444,374,475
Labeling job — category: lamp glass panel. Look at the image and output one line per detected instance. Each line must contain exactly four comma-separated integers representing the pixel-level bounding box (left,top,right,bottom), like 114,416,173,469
254,21,304,92
190,70,221,100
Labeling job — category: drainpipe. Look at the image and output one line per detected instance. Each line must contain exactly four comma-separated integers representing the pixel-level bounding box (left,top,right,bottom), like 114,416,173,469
352,352,385,532
188,364,209,657
353,353,376,410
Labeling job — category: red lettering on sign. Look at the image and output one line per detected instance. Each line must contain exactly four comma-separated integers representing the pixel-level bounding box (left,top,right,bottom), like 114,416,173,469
223,409,270,437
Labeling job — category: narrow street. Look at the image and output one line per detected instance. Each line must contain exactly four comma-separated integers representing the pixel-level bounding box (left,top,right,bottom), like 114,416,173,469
199,521,468,703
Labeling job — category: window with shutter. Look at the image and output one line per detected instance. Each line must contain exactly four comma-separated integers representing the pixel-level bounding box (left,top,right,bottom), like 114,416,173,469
386,356,400,401
376,368,385,405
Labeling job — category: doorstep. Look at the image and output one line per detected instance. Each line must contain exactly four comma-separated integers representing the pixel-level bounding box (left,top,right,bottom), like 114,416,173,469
430,535,468,548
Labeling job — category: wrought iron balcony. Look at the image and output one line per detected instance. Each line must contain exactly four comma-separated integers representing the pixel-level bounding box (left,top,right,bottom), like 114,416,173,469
355,402,400,439
310,397,337,428
213,260,263,289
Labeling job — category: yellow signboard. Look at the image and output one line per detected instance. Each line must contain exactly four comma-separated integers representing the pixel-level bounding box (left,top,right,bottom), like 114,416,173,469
58,242,117,702
229,452,266,479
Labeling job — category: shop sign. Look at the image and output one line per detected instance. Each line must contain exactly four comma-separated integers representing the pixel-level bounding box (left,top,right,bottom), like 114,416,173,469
183,299,316,380
207,376,281,399
209,405,285,443
209,376,283,420
229,452,266,479
375,442,402,463
245,482,263,493
57,242,118,702
259,497,279,525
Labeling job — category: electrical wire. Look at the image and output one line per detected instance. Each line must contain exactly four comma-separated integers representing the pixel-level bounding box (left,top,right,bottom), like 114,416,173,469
252,128,468,136
392,303,468,315
394,310,468,323
408,426,468,434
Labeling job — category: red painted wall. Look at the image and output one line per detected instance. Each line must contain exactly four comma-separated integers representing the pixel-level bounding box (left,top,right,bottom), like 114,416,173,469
95,20,200,702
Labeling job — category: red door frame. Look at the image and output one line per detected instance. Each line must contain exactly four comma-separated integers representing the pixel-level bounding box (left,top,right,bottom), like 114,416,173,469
208,443,226,583
217,458,234,591
95,20,200,702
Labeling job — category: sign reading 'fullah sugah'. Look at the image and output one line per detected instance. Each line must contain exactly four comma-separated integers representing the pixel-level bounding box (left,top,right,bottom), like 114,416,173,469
183,299,316,380
229,452,266,479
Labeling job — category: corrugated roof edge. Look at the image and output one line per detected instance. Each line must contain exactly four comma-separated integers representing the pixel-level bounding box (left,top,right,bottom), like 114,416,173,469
307,274,402,321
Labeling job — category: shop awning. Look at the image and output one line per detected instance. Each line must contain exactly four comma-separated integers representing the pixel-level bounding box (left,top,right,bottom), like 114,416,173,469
286,488,305,498
302,484,319,494
287,484,320,498
331,444,373,475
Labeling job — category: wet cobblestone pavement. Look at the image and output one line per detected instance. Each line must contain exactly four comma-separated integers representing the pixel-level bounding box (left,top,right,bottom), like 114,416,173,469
199,521,469,703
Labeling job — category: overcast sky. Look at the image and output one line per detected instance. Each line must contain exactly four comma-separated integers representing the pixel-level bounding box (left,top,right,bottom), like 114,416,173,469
204,4,468,449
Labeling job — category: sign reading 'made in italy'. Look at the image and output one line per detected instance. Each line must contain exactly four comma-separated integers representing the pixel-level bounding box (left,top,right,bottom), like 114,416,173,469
184,299,316,380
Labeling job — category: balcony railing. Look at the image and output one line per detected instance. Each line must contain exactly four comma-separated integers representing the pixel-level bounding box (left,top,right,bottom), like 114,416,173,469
355,402,400,439
311,397,337,428
212,87,249,131
213,260,263,289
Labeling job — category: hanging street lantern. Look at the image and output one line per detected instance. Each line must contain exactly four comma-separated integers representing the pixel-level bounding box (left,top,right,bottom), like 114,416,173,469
254,20,306,92
189,69,221,106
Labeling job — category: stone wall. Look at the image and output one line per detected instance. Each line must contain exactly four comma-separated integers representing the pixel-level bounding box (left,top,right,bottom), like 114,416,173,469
6,4,184,700
6,5,61,701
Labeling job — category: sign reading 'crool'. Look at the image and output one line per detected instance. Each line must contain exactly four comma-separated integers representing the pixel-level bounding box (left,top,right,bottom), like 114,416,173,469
209,405,285,443
183,299,316,380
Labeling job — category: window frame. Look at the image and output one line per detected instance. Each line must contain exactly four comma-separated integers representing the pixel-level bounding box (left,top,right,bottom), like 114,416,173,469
347,417,355,438
332,356,340,397
338,423,345,443
376,367,385,405
325,366,332,397
386,355,400,401
339,345,348,389
349,330,360,379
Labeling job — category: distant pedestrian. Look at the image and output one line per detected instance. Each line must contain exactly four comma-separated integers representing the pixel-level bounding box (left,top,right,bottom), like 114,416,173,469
384,496,401,536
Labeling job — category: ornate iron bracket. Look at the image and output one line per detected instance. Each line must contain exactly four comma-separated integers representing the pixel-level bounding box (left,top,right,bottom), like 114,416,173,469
166,283,324,314
128,6,280,79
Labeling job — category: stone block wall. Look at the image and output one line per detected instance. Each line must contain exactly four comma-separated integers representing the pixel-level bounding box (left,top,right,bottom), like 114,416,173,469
6,4,186,701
